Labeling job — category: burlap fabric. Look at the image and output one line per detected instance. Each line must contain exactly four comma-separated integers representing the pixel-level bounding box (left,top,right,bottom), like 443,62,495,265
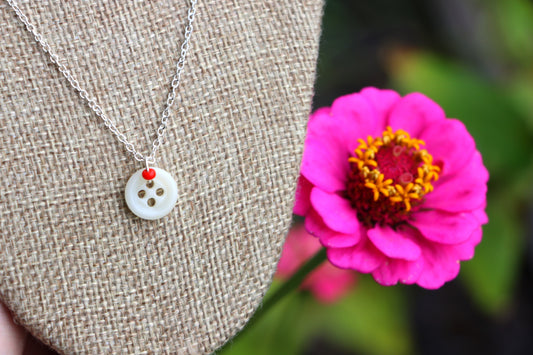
0,1,323,353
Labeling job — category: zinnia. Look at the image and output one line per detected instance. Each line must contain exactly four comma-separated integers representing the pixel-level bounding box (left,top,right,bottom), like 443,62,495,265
294,87,488,289
276,225,356,302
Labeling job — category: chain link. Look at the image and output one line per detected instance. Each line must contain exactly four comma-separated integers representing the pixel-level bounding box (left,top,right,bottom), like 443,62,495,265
6,0,198,167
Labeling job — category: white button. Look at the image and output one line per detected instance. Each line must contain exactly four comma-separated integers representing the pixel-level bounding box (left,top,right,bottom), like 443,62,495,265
125,168,178,220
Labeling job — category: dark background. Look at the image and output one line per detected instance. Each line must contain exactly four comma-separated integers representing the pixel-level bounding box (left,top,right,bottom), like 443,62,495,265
313,0,533,354
225,0,533,354
312,1,533,354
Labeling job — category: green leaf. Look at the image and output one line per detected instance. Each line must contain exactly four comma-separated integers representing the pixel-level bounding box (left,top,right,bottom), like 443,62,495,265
460,191,525,314
218,282,318,355
389,51,533,179
491,0,533,66
220,274,413,355
317,276,413,355
508,77,533,131
217,249,328,354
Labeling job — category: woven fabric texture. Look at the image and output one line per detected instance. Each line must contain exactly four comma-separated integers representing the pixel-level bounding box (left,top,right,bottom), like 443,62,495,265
0,1,323,354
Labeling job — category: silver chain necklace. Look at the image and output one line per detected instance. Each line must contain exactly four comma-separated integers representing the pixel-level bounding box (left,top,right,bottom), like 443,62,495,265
7,0,198,220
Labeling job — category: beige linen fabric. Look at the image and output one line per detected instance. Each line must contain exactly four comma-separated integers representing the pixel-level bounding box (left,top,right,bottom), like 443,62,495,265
0,0,323,354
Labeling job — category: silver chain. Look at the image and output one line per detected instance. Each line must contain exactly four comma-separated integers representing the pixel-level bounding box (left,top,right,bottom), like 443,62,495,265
6,0,198,169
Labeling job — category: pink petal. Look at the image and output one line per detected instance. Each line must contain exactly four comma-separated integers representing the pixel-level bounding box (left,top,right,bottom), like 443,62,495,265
327,234,386,273
300,90,421,193
310,188,359,234
276,241,299,277
277,224,357,303
305,210,361,248
293,175,313,216
372,257,424,286
472,207,488,224
367,225,421,261
301,108,351,192
416,241,461,289
452,226,483,260
303,263,356,303
330,92,383,138
424,151,488,213
359,87,401,128
420,119,476,176
388,93,445,137
276,225,322,277
409,209,479,245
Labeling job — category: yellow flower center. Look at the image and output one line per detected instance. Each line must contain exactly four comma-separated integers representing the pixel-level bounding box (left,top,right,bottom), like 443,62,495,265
346,127,440,226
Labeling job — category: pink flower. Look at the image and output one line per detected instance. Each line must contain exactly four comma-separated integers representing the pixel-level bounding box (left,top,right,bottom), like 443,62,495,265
294,87,488,289
276,224,357,302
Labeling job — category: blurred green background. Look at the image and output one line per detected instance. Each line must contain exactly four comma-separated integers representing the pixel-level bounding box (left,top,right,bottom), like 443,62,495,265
220,0,533,354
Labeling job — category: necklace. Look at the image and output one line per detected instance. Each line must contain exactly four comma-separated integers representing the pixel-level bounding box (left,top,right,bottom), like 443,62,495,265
7,0,198,220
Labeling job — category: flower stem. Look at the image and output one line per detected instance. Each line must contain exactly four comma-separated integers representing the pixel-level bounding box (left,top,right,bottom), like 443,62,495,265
216,247,328,353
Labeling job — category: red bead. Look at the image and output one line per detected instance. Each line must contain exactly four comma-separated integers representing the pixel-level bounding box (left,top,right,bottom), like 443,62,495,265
142,168,156,180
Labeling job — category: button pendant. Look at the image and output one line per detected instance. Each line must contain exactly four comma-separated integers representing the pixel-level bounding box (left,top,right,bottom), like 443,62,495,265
125,168,178,220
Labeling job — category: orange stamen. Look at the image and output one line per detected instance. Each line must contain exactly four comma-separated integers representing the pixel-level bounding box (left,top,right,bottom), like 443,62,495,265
348,126,440,214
